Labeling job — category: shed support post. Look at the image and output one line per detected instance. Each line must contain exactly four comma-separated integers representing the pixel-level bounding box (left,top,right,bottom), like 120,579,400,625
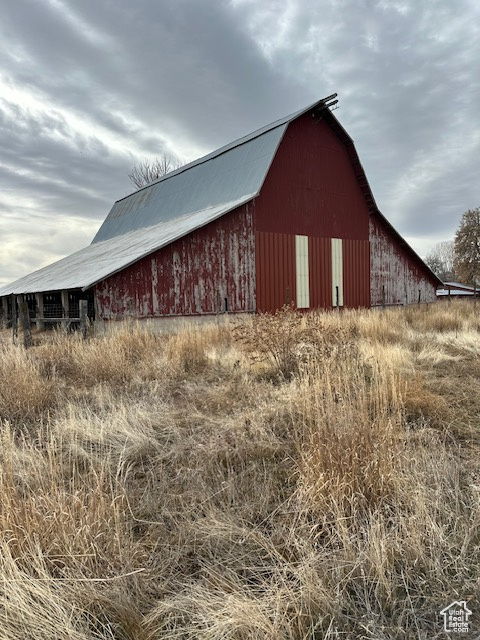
1,297,8,329
11,294,18,344
17,295,32,349
79,300,88,339
61,290,69,329
94,291,101,329
35,293,45,331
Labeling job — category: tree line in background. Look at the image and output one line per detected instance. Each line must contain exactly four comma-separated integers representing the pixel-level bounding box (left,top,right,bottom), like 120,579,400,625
128,157,479,287
423,207,480,285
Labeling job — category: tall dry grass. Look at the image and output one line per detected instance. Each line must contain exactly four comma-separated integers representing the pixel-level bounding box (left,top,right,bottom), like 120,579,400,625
0,301,478,638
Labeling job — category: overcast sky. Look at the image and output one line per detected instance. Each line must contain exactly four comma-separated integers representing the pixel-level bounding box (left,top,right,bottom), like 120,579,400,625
1,0,479,285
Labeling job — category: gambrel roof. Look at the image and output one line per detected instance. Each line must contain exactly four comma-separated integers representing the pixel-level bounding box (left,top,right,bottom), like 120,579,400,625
0,97,334,295
0,93,441,295
92,124,285,244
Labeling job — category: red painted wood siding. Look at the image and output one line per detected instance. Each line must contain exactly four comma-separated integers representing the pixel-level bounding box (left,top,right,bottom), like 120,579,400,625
97,205,255,318
254,113,370,241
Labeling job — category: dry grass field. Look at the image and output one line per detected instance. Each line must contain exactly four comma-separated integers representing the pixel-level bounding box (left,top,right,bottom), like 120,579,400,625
0,302,479,639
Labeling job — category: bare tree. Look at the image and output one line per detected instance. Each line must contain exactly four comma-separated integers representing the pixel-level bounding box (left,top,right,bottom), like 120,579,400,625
454,207,480,285
424,240,456,282
128,153,182,190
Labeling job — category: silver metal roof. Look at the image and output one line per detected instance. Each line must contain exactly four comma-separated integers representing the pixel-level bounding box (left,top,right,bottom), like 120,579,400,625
437,289,474,296
92,96,335,244
93,124,286,243
0,197,251,295
0,96,336,296
443,282,476,290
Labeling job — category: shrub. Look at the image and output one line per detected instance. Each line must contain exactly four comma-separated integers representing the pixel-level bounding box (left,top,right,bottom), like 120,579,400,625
233,306,357,380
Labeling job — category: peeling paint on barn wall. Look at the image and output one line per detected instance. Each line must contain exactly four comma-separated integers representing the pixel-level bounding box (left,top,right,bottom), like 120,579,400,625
370,218,437,305
96,205,255,319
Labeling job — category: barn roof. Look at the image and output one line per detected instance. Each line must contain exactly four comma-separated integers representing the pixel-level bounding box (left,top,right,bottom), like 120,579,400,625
0,93,441,295
443,281,476,291
0,96,335,296
0,197,251,295
437,288,474,296
92,123,286,243
93,95,339,244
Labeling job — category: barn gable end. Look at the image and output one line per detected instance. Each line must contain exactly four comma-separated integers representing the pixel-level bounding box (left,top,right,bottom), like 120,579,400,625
255,113,370,240
253,112,372,311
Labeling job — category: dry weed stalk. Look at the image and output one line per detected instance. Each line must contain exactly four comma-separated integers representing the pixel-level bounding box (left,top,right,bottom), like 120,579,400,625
233,305,357,379
294,351,404,516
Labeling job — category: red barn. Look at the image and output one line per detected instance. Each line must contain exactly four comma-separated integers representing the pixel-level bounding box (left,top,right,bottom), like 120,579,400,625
0,95,440,328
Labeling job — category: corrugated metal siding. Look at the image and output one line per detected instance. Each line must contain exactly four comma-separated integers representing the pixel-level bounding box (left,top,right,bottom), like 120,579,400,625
254,114,370,240
308,237,332,309
370,217,437,305
97,205,255,318
255,232,296,313
255,232,370,312
343,239,371,308
256,233,370,312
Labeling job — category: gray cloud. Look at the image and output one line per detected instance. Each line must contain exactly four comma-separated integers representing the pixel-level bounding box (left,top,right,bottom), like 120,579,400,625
1,0,479,285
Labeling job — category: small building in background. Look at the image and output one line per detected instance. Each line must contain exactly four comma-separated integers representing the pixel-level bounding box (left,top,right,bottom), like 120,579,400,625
0,95,441,330
436,282,480,299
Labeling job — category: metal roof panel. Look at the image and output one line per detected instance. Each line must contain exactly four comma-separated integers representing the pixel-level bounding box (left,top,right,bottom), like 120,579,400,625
0,196,253,296
0,95,339,295
93,96,335,244
93,124,287,243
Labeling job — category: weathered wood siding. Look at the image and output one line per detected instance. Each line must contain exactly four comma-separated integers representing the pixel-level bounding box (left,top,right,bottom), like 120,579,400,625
370,216,437,305
96,205,255,318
